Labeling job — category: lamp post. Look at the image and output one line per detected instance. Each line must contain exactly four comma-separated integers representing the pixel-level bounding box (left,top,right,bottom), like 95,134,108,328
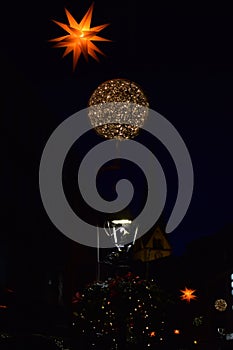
97,219,139,279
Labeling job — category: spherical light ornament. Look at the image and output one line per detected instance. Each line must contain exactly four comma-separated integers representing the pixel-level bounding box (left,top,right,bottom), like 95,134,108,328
88,78,149,140
214,299,227,312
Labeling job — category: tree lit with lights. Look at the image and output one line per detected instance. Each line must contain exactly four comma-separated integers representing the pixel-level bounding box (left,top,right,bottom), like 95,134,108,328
72,272,175,348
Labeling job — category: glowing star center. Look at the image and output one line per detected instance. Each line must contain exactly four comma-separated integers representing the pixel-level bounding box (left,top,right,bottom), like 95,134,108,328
49,2,111,70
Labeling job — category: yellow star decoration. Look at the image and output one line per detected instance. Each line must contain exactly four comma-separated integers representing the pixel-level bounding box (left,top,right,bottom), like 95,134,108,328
49,2,111,70
180,287,197,303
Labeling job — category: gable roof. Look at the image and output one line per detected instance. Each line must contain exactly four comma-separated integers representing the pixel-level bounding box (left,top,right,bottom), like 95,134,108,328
132,225,172,262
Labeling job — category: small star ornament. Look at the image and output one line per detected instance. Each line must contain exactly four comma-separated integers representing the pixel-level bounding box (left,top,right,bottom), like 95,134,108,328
180,287,197,303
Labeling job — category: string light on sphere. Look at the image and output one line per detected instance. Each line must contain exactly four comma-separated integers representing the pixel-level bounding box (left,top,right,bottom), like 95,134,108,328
88,78,149,139
214,299,227,311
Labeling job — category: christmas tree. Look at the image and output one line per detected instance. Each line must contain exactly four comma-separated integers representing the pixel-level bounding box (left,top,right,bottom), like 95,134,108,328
71,272,175,349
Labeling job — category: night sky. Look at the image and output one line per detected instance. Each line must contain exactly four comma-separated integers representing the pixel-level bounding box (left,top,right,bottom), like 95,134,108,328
1,0,233,289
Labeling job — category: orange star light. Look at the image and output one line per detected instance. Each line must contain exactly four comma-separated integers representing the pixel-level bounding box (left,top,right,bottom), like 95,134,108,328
180,287,197,303
49,2,111,70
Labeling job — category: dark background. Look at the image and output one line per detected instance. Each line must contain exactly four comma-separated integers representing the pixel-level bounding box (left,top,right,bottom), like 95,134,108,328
1,0,233,296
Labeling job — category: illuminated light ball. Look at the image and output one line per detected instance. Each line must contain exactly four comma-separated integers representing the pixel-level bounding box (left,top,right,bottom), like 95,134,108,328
214,299,227,311
88,78,149,140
